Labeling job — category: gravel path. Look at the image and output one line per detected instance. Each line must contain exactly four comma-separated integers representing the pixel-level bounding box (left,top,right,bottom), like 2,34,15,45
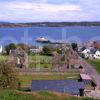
80,58,100,87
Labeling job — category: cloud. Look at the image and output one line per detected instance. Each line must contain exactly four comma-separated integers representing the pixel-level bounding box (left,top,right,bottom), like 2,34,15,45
0,1,82,22
0,0,100,22
0,1,81,11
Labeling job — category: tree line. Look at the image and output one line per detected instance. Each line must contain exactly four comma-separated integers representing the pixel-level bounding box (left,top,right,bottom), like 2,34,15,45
0,22,100,28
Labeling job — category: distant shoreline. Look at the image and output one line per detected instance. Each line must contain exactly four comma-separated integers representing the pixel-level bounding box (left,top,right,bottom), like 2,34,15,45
0,22,100,28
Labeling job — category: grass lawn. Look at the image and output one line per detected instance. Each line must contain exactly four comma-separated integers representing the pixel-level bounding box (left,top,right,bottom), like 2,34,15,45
0,55,9,62
0,89,97,100
29,55,52,69
88,59,100,74
29,63,52,69
29,55,52,63
0,55,52,69
19,73,79,87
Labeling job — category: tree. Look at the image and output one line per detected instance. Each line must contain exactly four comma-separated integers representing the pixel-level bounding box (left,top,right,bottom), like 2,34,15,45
17,43,29,53
5,43,17,55
0,61,18,89
42,46,52,56
71,43,78,51
57,48,62,54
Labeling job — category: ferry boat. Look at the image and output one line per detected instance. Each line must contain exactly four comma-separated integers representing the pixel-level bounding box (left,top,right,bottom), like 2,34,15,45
36,37,50,43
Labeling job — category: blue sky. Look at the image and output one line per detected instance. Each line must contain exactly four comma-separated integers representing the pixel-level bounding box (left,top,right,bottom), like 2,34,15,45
0,0,100,22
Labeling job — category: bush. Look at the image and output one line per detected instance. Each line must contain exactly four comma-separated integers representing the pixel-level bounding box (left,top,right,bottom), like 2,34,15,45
42,46,53,56
0,61,18,89
18,87,31,92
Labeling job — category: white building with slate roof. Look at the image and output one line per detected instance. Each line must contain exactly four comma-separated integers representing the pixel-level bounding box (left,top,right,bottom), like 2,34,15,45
82,48,100,59
94,50,100,59
0,45,3,53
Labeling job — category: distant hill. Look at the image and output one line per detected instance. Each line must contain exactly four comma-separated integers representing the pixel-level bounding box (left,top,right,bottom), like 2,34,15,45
0,22,100,27
0,21,10,24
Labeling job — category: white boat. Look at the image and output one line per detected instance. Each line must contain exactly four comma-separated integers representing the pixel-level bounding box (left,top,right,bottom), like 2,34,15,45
36,37,50,43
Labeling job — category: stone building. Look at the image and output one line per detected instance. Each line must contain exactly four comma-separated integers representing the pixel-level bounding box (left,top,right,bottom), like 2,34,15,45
52,44,80,71
10,47,28,68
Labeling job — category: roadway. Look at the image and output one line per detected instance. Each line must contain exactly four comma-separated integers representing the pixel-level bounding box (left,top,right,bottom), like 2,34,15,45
80,58,100,87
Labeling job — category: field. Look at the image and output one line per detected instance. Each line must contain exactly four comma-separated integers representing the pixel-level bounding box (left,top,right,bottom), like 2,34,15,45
1,55,95,100
19,73,79,87
0,90,97,100
0,54,52,69
29,55,52,69
88,59,100,74
0,55,80,87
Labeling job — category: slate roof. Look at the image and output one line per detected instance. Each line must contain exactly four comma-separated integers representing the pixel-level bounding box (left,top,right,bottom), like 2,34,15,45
80,74,92,80
90,49,96,54
31,80,84,95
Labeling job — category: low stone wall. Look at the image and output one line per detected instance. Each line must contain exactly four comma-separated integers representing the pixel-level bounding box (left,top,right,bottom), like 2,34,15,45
17,68,79,75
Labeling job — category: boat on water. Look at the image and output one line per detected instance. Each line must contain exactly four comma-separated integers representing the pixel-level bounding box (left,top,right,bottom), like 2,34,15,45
36,37,66,44
50,41,66,44
36,37,50,43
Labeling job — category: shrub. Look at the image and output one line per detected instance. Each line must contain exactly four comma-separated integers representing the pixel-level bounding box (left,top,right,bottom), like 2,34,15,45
0,61,18,89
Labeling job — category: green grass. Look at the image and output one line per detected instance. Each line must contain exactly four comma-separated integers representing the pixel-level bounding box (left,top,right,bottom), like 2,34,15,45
29,63,52,69
0,89,98,100
0,55,9,62
88,59,100,74
29,55,52,63
0,55,52,69
29,55,52,69
19,73,79,87
0,89,36,100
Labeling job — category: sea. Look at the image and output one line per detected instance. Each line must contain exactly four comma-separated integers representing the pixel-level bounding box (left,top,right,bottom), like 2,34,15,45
0,26,100,46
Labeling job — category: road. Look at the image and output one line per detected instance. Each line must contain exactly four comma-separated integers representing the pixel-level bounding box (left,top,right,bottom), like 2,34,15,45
80,58,100,87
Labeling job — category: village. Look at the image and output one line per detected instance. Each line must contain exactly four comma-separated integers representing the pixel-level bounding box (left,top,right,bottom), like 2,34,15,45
0,40,100,99
1,0,100,99
79,41,100,60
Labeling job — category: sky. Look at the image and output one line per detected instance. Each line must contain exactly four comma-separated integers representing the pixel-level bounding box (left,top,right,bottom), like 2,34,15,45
0,0,100,22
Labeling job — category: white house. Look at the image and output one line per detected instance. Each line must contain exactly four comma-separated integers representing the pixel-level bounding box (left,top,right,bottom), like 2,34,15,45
82,49,90,54
30,46,42,53
82,49,90,58
0,45,3,53
81,47,100,59
94,51,100,59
